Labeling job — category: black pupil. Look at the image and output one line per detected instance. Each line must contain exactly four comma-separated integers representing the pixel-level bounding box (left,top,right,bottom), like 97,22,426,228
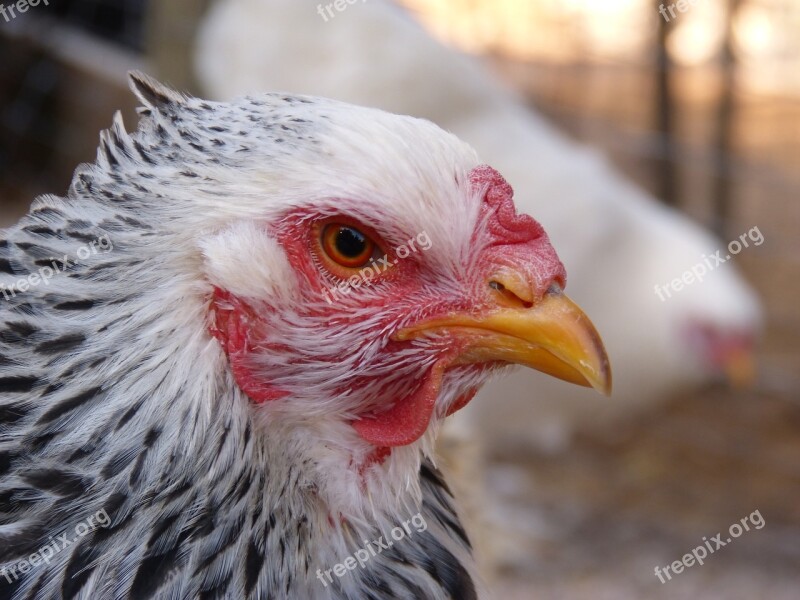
335,227,368,258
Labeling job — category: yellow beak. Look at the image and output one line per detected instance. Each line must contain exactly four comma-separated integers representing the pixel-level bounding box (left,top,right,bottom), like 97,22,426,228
394,292,612,395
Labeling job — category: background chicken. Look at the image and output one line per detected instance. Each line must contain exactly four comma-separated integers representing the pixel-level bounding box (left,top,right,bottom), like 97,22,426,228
0,73,610,599
195,0,762,449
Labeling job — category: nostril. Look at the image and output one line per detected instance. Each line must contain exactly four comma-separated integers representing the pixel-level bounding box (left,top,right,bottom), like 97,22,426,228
488,267,536,308
489,279,534,309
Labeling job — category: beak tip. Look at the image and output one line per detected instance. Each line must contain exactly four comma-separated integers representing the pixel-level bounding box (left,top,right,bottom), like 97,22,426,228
582,335,612,396
591,369,613,397
601,362,613,396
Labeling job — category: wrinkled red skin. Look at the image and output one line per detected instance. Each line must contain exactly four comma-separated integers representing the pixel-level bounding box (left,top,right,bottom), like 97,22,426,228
209,166,565,463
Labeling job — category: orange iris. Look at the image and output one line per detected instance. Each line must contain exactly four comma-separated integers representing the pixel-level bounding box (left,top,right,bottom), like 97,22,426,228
321,224,377,269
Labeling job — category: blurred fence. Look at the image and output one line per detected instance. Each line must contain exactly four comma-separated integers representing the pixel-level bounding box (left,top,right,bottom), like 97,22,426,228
2,0,798,232
0,0,798,307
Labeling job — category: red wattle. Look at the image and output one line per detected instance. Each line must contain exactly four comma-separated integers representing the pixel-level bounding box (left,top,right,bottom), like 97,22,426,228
351,360,448,447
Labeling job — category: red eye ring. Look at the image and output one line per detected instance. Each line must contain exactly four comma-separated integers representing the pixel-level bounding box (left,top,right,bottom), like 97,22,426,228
321,223,377,269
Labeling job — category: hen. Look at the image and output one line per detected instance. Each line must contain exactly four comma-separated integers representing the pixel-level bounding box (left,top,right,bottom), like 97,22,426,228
0,74,609,599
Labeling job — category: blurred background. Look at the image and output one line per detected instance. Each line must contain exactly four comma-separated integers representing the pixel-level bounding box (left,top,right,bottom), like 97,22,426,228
1,0,798,598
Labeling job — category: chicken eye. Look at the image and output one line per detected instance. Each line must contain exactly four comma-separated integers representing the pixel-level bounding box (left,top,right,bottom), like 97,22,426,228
321,224,376,269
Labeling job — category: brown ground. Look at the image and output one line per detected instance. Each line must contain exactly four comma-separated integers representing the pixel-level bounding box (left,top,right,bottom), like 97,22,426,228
480,381,800,599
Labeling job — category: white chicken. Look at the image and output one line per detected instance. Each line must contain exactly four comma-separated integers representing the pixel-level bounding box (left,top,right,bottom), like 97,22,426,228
194,0,762,449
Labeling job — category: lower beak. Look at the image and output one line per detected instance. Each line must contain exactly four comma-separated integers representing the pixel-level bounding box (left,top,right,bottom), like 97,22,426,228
395,292,612,395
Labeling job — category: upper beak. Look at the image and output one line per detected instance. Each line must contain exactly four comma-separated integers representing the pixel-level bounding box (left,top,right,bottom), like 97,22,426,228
394,291,612,395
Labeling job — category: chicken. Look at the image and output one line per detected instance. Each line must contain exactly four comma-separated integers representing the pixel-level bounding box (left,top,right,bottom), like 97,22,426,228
195,0,762,448
0,73,610,599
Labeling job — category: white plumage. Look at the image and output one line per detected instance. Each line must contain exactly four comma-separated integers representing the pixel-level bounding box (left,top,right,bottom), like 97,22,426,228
195,0,762,449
